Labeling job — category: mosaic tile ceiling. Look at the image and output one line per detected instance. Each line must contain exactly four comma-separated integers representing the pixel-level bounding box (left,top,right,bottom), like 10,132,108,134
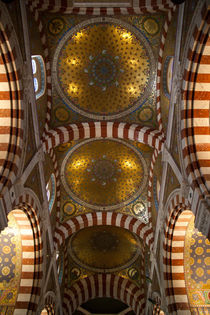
184,216,210,309
54,20,154,119
0,212,21,308
68,225,141,272
61,139,148,210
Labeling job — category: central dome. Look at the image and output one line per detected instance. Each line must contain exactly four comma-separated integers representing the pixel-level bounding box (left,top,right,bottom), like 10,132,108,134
61,139,148,210
53,18,154,120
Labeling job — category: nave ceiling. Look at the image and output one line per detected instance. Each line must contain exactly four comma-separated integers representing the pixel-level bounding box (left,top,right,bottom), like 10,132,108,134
0,0,209,314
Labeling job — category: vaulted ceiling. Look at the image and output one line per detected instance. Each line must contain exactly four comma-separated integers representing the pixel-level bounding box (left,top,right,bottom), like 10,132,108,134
34,6,173,313
0,0,209,314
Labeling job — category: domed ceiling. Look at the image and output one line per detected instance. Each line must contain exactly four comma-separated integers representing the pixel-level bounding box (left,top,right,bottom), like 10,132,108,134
53,18,155,120
68,225,142,273
61,138,148,210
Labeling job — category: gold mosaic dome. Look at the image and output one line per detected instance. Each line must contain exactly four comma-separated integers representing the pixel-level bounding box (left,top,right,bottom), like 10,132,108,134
61,139,148,210
68,226,141,272
53,18,154,119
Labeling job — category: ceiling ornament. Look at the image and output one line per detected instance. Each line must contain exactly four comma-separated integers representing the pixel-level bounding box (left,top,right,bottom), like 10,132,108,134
132,201,149,224
63,201,76,216
48,18,65,35
61,138,148,211
84,50,123,91
68,226,141,273
142,17,159,36
54,106,70,122
53,17,155,120
128,267,139,280
138,105,154,122
70,267,81,280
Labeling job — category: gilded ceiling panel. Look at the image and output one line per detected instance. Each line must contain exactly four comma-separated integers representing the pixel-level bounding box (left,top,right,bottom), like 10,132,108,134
54,139,153,225
184,216,210,311
40,12,165,127
68,225,141,272
54,20,154,120
0,213,22,308
61,138,148,210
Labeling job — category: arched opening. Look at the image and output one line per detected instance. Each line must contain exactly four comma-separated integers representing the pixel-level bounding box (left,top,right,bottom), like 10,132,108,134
31,55,46,99
0,205,43,313
73,297,135,315
0,3,23,202
54,211,153,250
11,202,43,313
164,208,193,313
46,173,56,213
63,274,145,315
181,4,210,224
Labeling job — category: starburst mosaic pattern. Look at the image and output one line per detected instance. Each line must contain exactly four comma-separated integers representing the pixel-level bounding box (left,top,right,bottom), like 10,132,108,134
61,139,148,210
54,20,154,119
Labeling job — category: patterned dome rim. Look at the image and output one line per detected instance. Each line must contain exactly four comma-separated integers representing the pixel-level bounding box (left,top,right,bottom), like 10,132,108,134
68,226,142,273
52,17,155,120
61,138,148,211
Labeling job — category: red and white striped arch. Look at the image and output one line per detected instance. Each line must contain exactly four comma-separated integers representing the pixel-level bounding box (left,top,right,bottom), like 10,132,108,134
44,123,165,241
147,148,159,221
42,122,165,153
48,148,61,228
181,1,210,203
49,144,159,251
11,209,35,314
12,191,43,313
26,0,175,15
0,3,24,196
54,211,154,250
156,7,175,131
163,192,191,314
63,274,145,315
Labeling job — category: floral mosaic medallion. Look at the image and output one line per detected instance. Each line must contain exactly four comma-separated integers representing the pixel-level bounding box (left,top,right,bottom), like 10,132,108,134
142,17,159,36
184,216,210,309
138,106,154,122
61,138,148,210
63,201,76,216
48,18,65,35
53,17,155,120
54,106,70,122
